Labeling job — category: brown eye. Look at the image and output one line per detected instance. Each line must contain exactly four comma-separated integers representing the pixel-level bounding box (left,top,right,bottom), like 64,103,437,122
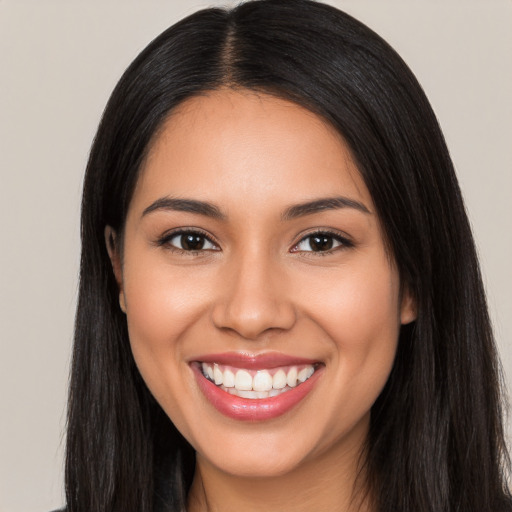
166,231,217,251
181,233,205,250
293,231,350,253
308,235,334,251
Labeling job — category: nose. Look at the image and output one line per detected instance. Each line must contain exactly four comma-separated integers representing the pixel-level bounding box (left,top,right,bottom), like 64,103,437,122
211,252,296,340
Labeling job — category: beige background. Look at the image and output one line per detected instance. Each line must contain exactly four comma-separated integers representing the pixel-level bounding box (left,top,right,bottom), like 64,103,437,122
0,1,510,511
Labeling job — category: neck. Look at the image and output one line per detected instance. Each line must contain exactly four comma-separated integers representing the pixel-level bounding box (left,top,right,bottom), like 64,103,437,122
186,428,372,512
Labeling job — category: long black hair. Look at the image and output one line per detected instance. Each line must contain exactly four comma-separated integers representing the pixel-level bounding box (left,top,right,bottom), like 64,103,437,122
66,1,511,510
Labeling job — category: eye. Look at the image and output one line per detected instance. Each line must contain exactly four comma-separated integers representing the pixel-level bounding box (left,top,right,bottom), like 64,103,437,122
292,231,351,253
160,230,218,252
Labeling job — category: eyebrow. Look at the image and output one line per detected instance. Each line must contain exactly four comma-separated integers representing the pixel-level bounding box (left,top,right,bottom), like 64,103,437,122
281,196,371,220
142,197,226,220
141,195,371,221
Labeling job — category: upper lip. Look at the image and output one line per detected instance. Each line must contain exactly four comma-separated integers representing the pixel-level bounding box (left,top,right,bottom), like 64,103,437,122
192,351,320,370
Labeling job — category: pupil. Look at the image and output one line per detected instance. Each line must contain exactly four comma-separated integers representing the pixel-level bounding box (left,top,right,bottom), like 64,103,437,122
310,235,333,251
182,234,204,250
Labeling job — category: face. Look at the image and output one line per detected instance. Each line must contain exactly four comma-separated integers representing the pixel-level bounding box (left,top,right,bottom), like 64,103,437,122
107,89,415,478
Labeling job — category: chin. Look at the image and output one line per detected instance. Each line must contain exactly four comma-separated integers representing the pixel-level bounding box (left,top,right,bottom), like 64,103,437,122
196,440,311,479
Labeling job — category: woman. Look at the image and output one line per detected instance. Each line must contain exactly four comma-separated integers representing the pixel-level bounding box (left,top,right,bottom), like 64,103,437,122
65,0,511,511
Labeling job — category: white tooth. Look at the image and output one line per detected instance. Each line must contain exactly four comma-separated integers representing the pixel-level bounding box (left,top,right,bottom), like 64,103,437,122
298,366,314,383
256,391,269,399
237,390,259,399
223,369,235,388
286,367,298,387
235,369,253,391
205,364,214,380
213,364,223,385
269,388,281,397
273,369,287,389
202,362,208,376
253,370,273,391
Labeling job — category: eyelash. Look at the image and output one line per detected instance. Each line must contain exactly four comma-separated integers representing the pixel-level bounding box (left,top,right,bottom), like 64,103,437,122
155,228,353,255
156,228,219,255
291,229,354,255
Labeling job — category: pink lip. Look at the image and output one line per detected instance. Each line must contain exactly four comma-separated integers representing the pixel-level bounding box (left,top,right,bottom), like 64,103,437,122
193,351,318,370
191,354,323,422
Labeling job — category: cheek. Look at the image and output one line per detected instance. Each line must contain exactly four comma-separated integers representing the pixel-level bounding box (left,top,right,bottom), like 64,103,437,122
306,258,399,324
123,253,211,341
299,261,401,378
310,266,401,438
120,251,215,401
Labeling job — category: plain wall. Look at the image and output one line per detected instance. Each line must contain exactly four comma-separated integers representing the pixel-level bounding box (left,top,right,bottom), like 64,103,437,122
0,1,510,510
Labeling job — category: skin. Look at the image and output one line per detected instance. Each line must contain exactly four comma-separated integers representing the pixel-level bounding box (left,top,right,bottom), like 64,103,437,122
106,89,416,512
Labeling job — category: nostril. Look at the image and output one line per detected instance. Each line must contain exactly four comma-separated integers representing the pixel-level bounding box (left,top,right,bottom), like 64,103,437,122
211,262,297,338
211,299,296,340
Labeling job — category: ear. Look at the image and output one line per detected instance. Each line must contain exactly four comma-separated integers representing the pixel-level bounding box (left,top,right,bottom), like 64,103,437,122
104,226,126,313
400,287,417,325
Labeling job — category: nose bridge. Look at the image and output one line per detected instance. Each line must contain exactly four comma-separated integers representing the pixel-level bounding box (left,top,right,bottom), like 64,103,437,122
212,245,296,339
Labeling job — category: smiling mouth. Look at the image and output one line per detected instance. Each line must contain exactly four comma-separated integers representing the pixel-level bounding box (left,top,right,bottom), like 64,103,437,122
200,362,318,399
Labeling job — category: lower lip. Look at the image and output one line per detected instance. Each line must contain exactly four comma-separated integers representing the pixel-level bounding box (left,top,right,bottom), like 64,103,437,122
192,363,323,421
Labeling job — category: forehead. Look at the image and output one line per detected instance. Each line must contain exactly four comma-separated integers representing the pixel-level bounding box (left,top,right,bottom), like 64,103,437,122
131,89,373,215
